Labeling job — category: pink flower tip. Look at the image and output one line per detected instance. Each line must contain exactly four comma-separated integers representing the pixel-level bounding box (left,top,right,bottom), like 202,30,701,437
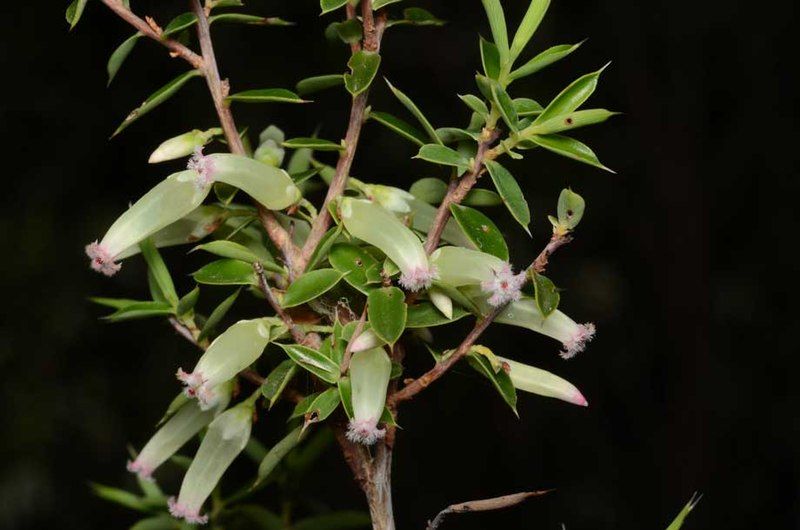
346,418,385,446
187,147,216,189
398,265,438,292
571,389,589,407
85,241,121,277
481,263,526,307
560,323,596,360
168,497,208,525
126,459,154,481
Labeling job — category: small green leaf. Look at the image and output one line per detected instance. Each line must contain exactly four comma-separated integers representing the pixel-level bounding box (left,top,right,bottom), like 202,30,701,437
367,287,407,345
373,0,402,8
329,243,382,294
193,240,280,271
113,70,202,137
66,0,89,30
102,302,174,323
484,160,531,234
509,0,551,61
107,33,140,86
279,344,341,384
297,74,344,96
338,377,354,418
491,81,519,131
226,88,308,104
90,297,146,310
435,127,481,144
385,79,442,145
533,64,609,125
531,272,559,317
130,515,178,530
90,483,148,512
283,137,344,151
398,7,445,26
139,239,179,307
282,269,344,308
293,511,373,530
459,94,489,119
192,259,258,286
527,108,617,135
334,18,363,43
414,144,470,171
480,0,509,66
410,178,448,204
449,204,509,260
209,13,293,26
163,12,198,37
176,286,200,316
260,360,298,409
509,41,585,82
321,0,349,15
344,51,382,96
294,387,341,426
197,288,241,341
527,134,613,172
464,188,502,207
406,302,469,328
666,493,702,530
254,427,304,487
369,111,427,146
306,225,344,272
480,37,501,80
467,349,518,415
557,188,586,229
513,97,544,116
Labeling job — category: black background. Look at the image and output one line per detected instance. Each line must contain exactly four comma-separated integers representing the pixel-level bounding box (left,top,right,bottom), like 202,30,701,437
1,1,797,529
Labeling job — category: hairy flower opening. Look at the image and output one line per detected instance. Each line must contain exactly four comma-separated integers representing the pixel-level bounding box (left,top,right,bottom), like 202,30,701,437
126,460,154,481
85,241,122,276
481,263,526,307
560,323,596,360
187,147,216,189
398,265,439,292
168,497,209,525
346,418,386,446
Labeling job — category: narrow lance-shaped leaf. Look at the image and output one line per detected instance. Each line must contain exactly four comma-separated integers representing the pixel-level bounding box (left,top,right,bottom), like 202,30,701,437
192,259,258,286
139,239,179,307
414,144,470,172
532,63,610,125
484,160,531,234
666,493,702,530
345,51,381,96
113,70,203,137
226,88,308,104
66,0,89,30
385,79,443,145
254,427,304,487
297,74,344,96
283,137,344,151
526,108,617,136
101,301,175,323
491,82,519,132
279,343,341,384
369,111,428,146
527,134,614,172
260,360,298,409
468,348,518,415
480,37,501,80
510,41,585,82
107,33,140,85
282,269,344,308
480,0,509,66
197,288,241,342
509,0,551,61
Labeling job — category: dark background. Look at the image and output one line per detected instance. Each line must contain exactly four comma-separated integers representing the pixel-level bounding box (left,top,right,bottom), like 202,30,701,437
1,0,797,529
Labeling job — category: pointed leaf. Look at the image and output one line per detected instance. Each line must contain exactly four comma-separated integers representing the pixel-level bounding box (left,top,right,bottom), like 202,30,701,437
321,0,349,15
102,302,174,323
467,350,518,415
459,94,489,119
527,108,617,135
480,37,501,80
484,160,531,233
414,144,470,171
509,41,584,81
531,272,560,317
193,240,280,270
107,33,140,85
140,239,179,307
406,302,469,328
279,344,341,384
513,97,544,116
176,286,200,317
491,82,519,131
527,134,613,171
197,288,241,341
66,0,89,30
254,427,304,487
226,88,308,104
449,204,509,260
533,65,608,124
373,0,402,8
509,0,551,60
344,51,381,96
163,12,198,37
261,360,298,409
282,269,344,308
329,243,382,294
283,138,344,151
666,493,702,530
369,111,427,146
385,79,442,144
480,0,509,65
297,74,344,96
367,287,407,345
192,259,258,286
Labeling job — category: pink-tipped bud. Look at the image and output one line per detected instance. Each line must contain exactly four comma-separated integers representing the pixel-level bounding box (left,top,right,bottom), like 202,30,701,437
85,241,122,277
168,497,209,525
187,147,216,190
560,323,596,360
349,329,382,353
398,265,439,292
346,418,386,446
480,263,526,307
126,460,154,481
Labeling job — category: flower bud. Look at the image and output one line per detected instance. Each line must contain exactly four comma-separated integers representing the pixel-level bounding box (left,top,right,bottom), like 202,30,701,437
127,382,233,481
149,128,221,164
361,184,415,214
348,329,383,353
428,287,453,319
168,402,254,524
346,347,392,445
499,357,588,406
340,198,437,291
431,246,525,306
177,319,271,409
207,153,301,210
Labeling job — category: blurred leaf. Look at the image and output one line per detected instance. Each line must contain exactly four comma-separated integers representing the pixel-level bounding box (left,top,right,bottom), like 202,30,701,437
414,144,469,171
261,360,298,409
193,240,279,270
157,392,190,427
107,33,140,85
369,111,427,146
192,259,258,286
401,7,445,26
209,13,294,26
467,350,518,415
666,493,702,530
254,427,304,487
484,160,531,234
197,288,241,341
385,79,442,144
373,0,402,8
335,18,363,43
368,287,407,345
295,388,341,428
176,286,200,317
509,0,551,60
480,37,501,80
509,41,584,82
283,137,344,151
321,0,349,15
406,302,469,328
480,0,509,65
113,70,202,137
306,225,344,271
226,88,308,104
449,204,509,260
459,94,489,119
293,511,372,530
329,243,382,294
219,505,283,530
557,188,586,229
491,81,519,132
464,188,502,207
282,269,344,308
91,483,148,512
65,0,88,30
527,134,613,172
513,97,543,116
345,51,381,96
140,239,179,307
90,297,146,310
297,74,344,96
533,64,608,125
410,178,448,204
279,343,340,384
163,12,197,37
129,515,180,530
531,272,559,317
102,302,174,323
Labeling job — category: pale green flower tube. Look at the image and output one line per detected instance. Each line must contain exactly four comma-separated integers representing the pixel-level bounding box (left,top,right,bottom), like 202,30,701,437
208,153,300,210
340,198,436,291
428,286,453,319
349,329,384,353
431,246,526,307
148,128,221,163
168,402,254,525
360,183,415,213
499,357,588,407
347,347,392,445
177,319,271,409
127,382,233,481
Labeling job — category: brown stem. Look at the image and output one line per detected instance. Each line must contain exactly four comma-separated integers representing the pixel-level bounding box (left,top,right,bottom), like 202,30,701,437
253,262,308,345
364,444,395,530
426,490,553,530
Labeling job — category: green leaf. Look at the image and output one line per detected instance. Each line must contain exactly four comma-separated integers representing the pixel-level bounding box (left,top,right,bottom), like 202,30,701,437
176,286,200,317
464,188,502,207
533,64,609,125
369,111,427,146
334,18,363,43
163,12,198,37
192,259,258,286
491,81,519,131
435,127,481,144
467,350,518,415
218,505,283,530
373,0,402,8
193,240,280,272
344,51,381,96
406,302,469,328
226,88,308,104
449,204,509,260
513,97,544,116
480,0,509,66
66,0,89,30
484,160,531,234
531,271,559,317
367,287,407,345
197,288,241,341
129,515,178,530
102,302,174,323
293,387,341,426
260,360,298,409
282,269,344,308
557,188,586,229
113,70,202,137
527,134,613,172
328,243,382,294
385,79,442,145
410,178,448,204
666,493,702,530
509,0,551,61
397,7,445,26
90,297,146,310
321,0,349,15
293,511,373,530
107,33,140,86
90,483,148,512
254,427,304,487
509,41,584,82
526,108,617,135
306,225,344,271
279,344,340,384
480,37,501,80
338,377,354,418
459,94,489,119
140,239,179,307
297,74,344,96
414,144,470,171
283,137,344,151
209,13,293,26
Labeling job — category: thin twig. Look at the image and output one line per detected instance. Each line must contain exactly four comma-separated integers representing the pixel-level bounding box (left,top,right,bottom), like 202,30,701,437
426,490,553,530
253,262,307,345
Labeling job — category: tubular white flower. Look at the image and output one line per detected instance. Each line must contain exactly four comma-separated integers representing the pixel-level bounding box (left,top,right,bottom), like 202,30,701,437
340,198,437,291
346,347,392,445
428,287,454,319
149,128,221,164
480,263,527,307
177,319,271,409
207,153,301,210
499,357,588,407
431,247,526,306
494,297,596,359
362,184,415,213
168,403,253,525
127,383,233,481
86,170,213,276
349,329,383,353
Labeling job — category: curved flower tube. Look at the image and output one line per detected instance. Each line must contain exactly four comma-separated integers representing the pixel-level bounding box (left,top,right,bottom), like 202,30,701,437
177,319,271,409
499,357,588,406
349,329,384,353
340,198,437,291
168,402,254,524
360,183,415,214
431,246,526,306
207,153,300,210
149,128,221,164
347,347,392,445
